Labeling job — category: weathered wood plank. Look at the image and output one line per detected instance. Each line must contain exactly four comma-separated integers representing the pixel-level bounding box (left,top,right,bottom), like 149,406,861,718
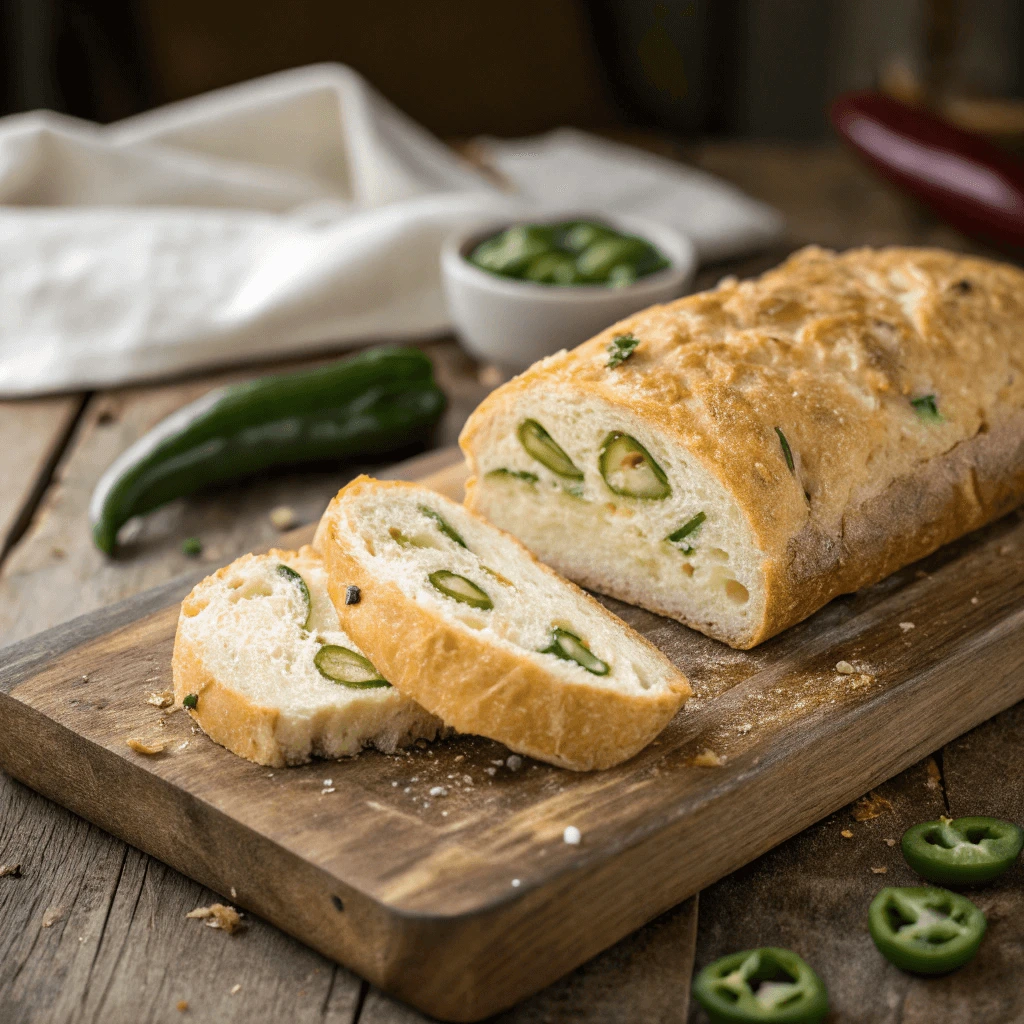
0,772,363,1024
360,897,697,1024
0,396,84,558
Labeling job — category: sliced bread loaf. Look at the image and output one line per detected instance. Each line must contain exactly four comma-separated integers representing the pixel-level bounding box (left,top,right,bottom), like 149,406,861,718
314,476,691,770
172,545,442,767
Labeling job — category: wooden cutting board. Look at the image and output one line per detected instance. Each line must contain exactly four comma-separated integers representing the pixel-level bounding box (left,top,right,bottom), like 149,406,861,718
3,446,1024,1022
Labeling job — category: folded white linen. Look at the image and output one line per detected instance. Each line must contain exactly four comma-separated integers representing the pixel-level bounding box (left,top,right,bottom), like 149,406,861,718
0,63,783,396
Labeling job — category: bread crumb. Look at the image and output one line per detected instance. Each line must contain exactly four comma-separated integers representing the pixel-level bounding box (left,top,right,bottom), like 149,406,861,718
146,690,174,708
429,786,448,797
852,791,893,822
269,506,297,530
999,544,1014,555
971,596,980,605
454,754,464,762
925,758,942,791
870,866,888,874
127,737,165,755
177,740,189,751
230,984,241,995
0,863,22,878
42,906,63,927
506,755,523,771
511,878,521,888
484,767,497,776
230,887,237,899
841,829,854,839
186,903,243,934
462,774,473,785
323,779,333,787
884,839,896,847
736,723,752,735
691,749,725,767
899,622,915,632
835,661,855,674
177,1000,189,1013
563,826,582,846
321,787,336,795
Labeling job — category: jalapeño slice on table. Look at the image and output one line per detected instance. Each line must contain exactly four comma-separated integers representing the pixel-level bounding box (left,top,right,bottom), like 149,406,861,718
314,646,390,689
598,432,671,499
418,505,467,548
517,420,584,479
541,628,610,676
428,570,493,610
692,946,829,1024
868,887,986,974
276,564,311,629
901,816,1024,885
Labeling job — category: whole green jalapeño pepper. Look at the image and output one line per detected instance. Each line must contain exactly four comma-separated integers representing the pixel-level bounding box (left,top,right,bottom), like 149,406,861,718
692,947,828,1023
868,887,986,974
901,815,1024,885
90,347,446,554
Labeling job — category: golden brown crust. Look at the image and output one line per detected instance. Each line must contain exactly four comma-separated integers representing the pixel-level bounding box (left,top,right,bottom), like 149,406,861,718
319,477,690,771
461,245,1024,647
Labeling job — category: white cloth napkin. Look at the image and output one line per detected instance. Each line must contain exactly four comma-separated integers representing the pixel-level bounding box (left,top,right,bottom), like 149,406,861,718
0,64,783,397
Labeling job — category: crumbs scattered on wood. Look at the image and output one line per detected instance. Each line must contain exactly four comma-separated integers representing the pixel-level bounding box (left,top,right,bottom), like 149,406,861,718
269,505,297,530
971,596,979,605
186,904,244,934
835,661,855,674
321,787,336,795
506,755,523,771
926,759,942,791
691,749,725,767
41,906,63,927
230,984,241,996
870,866,888,874
454,754,464,762
0,863,23,878
899,622,915,632
127,737,166,755
852,791,893,822
146,690,175,708
176,1000,189,1012
736,722,752,735
230,887,237,899
563,826,582,846
884,839,896,847
841,830,854,839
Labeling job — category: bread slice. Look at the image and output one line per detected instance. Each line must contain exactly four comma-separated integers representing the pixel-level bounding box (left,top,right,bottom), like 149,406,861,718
314,476,691,771
172,545,442,767
460,245,1024,648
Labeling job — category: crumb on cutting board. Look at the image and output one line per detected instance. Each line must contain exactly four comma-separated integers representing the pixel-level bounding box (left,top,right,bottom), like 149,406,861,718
127,737,166,755
870,866,888,874
42,906,63,927
176,1000,189,1012
691,748,725,767
0,863,22,878
269,505,297,530
146,690,174,708
835,660,855,674
186,903,244,934
840,829,854,839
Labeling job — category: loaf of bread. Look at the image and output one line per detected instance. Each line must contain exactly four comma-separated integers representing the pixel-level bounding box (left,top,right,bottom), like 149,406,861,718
460,246,1024,648
314,476,691,770
172,546,442,766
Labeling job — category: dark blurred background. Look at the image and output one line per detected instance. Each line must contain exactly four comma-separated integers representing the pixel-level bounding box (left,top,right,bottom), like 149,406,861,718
2,0,1023,143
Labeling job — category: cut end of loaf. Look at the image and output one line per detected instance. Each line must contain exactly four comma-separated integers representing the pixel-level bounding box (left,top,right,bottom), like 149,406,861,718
461,391,768,648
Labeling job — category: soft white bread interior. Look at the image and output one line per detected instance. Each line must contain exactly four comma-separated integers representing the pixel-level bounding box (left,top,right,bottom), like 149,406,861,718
461,395,762,648
172,545,442,767
315,476,691,771
461,246,1024,648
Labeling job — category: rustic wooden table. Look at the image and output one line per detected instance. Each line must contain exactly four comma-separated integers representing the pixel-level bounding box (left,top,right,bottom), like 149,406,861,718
1,143,1022,1024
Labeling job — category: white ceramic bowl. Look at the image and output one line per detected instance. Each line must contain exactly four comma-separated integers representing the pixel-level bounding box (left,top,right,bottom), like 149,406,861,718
441,214,696,372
